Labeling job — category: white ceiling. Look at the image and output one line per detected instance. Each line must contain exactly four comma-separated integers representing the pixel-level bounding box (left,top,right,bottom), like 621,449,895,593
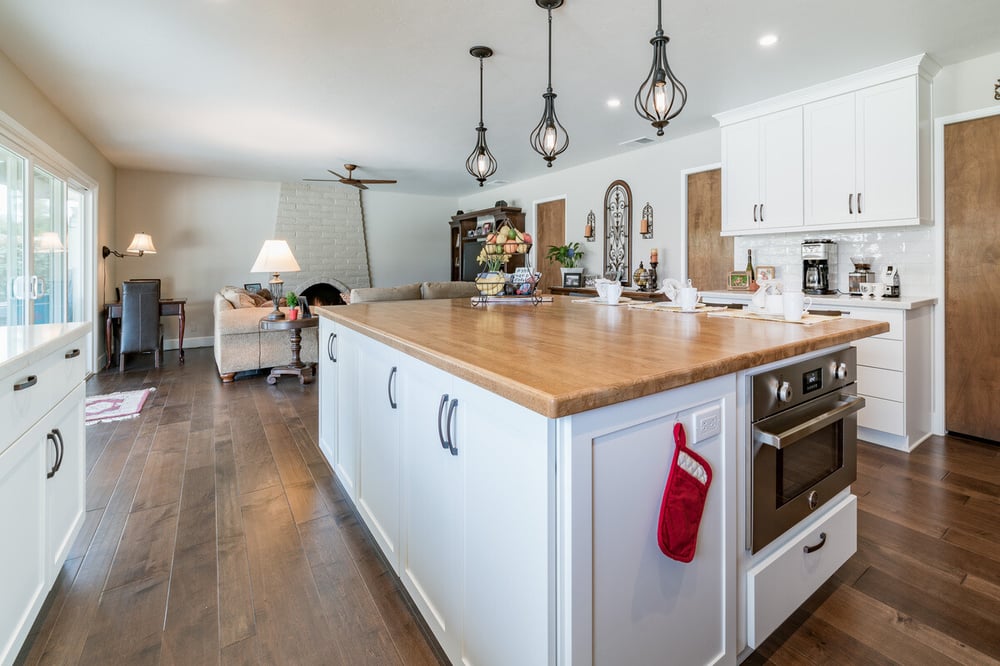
2,0,1000,196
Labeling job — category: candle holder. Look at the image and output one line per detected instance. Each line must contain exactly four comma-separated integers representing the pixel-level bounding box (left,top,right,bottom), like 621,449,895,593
640,202,654,239
584,209,596,241
648,261,658,291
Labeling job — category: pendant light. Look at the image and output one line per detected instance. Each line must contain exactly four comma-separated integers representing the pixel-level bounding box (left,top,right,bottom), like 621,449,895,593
466,46,498,187
529,0,569,167
634,0,687,136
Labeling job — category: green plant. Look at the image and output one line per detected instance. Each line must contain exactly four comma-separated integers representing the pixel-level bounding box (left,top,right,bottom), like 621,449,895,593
285,291,299,308
545,242,584,268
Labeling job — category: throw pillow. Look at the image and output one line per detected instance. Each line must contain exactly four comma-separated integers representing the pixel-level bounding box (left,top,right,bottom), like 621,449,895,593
221,286,262,309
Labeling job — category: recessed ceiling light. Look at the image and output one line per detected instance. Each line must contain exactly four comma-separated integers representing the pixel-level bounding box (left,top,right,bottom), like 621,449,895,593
607,98,622,109
758,34,778,47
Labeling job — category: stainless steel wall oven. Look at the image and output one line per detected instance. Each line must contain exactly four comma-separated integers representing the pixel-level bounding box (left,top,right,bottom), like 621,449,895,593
749,348,864,553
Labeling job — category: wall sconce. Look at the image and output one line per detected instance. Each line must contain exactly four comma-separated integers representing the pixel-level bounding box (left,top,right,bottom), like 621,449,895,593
584,210,596,241
640,202,654,239
102,233,157,258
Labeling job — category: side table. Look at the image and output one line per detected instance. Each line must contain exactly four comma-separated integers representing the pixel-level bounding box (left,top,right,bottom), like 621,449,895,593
259,316,319,384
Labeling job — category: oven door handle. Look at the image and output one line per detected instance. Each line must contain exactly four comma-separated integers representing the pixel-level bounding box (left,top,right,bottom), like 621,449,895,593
753,394,865,449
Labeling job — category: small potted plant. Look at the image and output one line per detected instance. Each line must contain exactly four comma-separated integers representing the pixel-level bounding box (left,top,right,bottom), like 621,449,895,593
285,291,299,320
545,242,585,284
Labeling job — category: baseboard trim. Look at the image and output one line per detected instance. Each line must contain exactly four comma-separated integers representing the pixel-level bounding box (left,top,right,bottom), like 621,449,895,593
164,336,212,351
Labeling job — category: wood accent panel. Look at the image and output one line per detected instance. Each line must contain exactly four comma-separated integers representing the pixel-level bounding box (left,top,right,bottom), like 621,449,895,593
317,299,887,417
944,114,1000,442
687,168,732,290
535,198,566,294
15,349,1000,665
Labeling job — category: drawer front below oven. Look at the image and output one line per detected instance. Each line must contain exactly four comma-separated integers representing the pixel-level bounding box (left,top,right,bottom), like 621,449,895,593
745,494,857,648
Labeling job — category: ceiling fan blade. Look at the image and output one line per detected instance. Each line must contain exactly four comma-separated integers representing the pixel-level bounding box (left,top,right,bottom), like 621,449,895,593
355,182,369,190
356,179,397,184
327,169,349,180
303,178,340,182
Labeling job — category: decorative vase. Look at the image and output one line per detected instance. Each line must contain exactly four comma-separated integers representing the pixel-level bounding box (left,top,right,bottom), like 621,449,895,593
475,272,506,296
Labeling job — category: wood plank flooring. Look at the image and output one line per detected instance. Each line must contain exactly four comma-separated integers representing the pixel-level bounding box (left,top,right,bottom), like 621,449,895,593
15,347,1000,665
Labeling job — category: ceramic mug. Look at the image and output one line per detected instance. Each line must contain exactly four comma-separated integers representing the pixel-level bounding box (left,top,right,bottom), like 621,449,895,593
782,291,813,321
595,279,613,300
676,286,698,311
766,293,784,315
605,282,624,305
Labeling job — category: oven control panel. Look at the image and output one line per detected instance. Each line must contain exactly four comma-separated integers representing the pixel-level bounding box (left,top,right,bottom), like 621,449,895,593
751,347,857,421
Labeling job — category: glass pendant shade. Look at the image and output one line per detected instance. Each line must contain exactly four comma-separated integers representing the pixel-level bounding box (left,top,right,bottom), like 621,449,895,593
635,0,687,136
466,46,498,187
529,0,569,167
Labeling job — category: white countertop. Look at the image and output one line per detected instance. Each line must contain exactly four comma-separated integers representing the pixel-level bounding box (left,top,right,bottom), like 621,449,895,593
0,323,91,379
699,290,936,311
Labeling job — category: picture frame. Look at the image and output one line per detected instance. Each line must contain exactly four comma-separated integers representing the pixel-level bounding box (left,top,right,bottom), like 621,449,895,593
244,282,262,294
727,271,751,290
755,266,776,282
563,273,583,288
482,222,493,234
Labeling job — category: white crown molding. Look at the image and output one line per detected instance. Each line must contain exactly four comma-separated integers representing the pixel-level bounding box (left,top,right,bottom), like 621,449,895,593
714,53,941,126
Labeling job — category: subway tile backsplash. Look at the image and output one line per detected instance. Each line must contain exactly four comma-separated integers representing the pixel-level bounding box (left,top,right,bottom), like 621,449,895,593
733,226,934,296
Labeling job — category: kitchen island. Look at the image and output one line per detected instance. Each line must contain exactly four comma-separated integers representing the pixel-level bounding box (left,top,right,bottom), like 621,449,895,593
314,298,887,666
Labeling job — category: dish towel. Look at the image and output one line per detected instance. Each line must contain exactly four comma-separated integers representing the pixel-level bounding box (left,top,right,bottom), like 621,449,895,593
657,422,713,563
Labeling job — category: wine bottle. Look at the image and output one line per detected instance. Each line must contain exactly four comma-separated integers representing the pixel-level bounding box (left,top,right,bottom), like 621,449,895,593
746,249,755,281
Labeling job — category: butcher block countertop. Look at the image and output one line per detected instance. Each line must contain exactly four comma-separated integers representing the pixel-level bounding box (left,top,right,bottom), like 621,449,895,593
315,297,888,418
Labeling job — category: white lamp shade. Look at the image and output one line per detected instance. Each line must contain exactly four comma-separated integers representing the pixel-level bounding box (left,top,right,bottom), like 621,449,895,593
35,232,66,252
126,233,157,255
251,240,301,273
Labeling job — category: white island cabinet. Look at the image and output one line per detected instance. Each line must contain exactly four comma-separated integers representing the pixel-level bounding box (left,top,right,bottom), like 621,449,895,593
0,323,89,666
319,328,737,666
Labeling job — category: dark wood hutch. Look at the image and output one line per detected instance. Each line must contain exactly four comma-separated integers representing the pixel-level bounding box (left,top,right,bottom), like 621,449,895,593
449,205,526,281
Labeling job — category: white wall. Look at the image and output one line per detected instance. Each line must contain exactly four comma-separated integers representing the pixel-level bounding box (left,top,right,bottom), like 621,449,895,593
115,170,452,345
363,190,455,287
458,129,723,285
934,51,1000,118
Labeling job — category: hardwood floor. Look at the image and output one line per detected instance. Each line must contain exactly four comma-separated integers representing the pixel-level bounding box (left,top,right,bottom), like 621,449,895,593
15,348,1000,665
16,348,446,666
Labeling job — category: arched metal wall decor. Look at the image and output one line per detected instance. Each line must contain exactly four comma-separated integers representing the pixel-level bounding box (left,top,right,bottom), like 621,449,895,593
604,180,633,285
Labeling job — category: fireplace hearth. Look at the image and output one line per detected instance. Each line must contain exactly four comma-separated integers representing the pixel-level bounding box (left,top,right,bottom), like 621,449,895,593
300,282,344,306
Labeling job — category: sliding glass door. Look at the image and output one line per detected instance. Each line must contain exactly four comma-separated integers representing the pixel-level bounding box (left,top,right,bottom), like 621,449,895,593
0,142,91,330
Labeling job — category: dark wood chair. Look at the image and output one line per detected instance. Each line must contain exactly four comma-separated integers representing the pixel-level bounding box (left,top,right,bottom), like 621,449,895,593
119,279,162,371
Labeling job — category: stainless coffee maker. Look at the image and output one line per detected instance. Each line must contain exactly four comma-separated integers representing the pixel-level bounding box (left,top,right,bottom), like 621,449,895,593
801,239,837,294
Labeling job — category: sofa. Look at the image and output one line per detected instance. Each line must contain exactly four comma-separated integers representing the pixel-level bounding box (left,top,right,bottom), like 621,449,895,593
213,287,319,382
349,281,479,304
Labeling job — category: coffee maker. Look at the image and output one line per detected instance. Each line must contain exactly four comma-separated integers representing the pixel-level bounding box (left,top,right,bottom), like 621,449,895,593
801,239,837,294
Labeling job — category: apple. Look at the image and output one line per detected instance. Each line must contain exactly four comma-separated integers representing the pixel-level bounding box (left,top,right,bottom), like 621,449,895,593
523,232,533,244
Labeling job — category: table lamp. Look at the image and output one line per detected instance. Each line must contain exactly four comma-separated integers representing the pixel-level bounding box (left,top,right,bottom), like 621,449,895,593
251,240,300,321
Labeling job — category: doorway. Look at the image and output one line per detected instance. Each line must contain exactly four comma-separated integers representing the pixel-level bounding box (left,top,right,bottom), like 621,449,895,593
944,112,1000,442
535,198,565,294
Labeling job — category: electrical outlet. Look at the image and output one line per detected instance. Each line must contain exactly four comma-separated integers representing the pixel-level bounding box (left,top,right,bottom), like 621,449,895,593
692,405,722,443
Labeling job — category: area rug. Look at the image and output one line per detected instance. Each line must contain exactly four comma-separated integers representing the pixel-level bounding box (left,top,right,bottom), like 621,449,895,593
85,387,155,425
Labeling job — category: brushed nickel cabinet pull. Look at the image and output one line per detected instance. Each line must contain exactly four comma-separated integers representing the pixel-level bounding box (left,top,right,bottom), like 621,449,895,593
388,366,398,409
446,398,459,456
753,204,758,222
14,375,37,391
848,193,854,215
438,394,450,449
857,192,862,215
803,532,827,554
64,348,80,359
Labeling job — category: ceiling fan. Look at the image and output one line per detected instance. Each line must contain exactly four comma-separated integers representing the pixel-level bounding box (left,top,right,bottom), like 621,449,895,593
304,164,397,190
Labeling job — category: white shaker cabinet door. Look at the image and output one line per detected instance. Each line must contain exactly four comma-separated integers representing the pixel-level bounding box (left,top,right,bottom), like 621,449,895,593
0,423,47,666
45,384,85,584
317,318,339,469
759,107,804,229
856,78,919,223
398,357,464,663
334,327,360,502
722,118,762,233
356,336,402,571
804,92,857,226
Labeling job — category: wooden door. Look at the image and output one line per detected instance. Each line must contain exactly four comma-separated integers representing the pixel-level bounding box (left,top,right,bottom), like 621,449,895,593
687,169,732,290
536,199,565,293
945,113,1000,442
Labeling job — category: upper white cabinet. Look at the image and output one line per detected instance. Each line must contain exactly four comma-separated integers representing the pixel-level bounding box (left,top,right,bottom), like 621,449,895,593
722,107,803,233
804,78,921,226
716,54,937,236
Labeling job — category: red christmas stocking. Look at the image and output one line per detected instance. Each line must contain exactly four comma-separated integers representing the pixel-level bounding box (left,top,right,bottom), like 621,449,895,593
657,422,713,563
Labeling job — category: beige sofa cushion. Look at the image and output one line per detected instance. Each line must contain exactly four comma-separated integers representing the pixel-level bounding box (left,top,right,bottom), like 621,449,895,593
421,281,479,299
350,283,422,303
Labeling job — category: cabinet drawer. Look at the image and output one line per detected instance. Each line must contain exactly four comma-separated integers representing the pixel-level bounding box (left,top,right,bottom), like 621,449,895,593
847,309,903,340
2,341,85,454
854,337,904,371
858,395,906,436
857,366,904,402
746,495,857,648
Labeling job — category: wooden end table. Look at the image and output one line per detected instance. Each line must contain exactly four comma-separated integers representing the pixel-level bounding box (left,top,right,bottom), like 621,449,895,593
259,316,319,385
